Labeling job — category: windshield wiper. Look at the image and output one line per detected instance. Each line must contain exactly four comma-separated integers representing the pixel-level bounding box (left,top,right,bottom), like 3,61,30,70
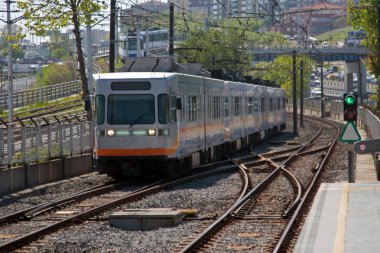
129,107,149,128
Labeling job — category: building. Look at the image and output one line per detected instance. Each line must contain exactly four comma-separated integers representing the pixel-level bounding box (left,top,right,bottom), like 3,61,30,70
271,2,347,36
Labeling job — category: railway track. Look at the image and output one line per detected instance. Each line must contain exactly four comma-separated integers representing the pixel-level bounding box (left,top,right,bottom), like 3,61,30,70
0,99,85,128
0,164,245,252
174,115,339,252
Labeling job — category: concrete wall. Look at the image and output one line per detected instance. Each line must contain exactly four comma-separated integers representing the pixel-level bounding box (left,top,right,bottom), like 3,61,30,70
0,153,93,195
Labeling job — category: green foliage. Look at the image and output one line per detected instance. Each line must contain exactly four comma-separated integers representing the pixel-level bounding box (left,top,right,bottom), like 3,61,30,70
254,55,315,98
13,143,67,165
17,0,107,35
17,0,108,101
176,18,265,74
48,31,74,60
347,0,380,107
0,25,26,60
347,0,379,72
36,62,77,87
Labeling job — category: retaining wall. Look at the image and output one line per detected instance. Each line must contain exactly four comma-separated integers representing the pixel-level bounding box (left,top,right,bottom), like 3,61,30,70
0,153,93,195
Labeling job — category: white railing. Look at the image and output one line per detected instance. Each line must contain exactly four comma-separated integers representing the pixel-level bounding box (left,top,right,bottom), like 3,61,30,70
0,121,94,167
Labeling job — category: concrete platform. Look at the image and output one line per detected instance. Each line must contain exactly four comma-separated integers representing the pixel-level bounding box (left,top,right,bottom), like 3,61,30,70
294,125,380,252
356,127,377,182
109,208,184,230
294,183,380,253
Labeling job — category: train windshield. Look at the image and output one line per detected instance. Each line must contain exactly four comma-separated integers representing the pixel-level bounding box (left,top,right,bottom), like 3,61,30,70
128,37,143,50
107,94,154,125
96,95,105,125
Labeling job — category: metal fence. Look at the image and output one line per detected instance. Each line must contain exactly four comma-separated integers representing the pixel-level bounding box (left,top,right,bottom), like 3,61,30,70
0,121,94,167
0,80,81,111
290,98,380,139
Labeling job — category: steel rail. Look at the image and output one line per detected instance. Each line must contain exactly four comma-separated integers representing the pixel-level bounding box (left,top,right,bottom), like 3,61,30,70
0,166,238,252
180,115,324,252
273,116,340,252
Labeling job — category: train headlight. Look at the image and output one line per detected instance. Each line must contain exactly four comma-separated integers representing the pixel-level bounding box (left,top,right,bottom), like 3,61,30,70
148,129,156,136
107,129,115,137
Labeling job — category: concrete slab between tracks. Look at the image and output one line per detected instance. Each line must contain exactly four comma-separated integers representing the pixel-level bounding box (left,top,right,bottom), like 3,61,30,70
109,208,185,230
0,153,93,195
294,182,380,253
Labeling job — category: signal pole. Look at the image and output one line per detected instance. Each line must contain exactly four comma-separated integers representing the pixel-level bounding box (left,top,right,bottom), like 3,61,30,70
377,0,380,110
169,3,174,57
109,0,116,72
292,50,297,135
6,0,13,124
6,0,14,166
300,60,304,127
320,60,324,118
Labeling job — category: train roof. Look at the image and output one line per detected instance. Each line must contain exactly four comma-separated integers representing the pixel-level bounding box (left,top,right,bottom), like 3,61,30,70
93,72,178,80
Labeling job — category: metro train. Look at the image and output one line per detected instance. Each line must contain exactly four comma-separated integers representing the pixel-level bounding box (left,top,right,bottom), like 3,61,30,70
118,28,169,58
93,63,286,177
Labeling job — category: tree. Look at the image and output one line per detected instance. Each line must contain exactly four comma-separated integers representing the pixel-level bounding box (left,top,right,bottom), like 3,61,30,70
0,25,25,60
36,62,77,86
254,55,315,98
347,0,380,109
176,17,291,75
17,0,107,105
48,31,75,60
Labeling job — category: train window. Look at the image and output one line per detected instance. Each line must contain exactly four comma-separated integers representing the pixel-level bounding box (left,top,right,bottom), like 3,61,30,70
108,94,155,125
270,98,273,111
111,82,151,90
224,97,229,117
170,96,177,123
95,95,105,125
158,94,170,124
247,97,253,114
187,95,197,122
234,97,240,116
254,98,258,112
283,98,286,109
261,98,265,112
278,98,281,110
209,96,213,119
213,96,221,119
187,96,191,121
192,96,197,121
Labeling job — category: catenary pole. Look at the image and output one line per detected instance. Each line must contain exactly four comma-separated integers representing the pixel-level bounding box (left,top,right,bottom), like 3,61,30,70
109,0,115,72
292,50,297,135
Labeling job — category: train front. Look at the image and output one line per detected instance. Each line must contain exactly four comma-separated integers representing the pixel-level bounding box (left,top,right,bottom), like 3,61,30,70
93,72,180,177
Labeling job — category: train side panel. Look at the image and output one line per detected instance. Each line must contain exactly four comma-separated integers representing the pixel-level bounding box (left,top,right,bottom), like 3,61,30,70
177,74,206,160
204,78,225,159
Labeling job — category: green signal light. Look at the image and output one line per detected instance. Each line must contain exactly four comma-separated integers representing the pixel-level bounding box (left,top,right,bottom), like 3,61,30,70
345,95,355,105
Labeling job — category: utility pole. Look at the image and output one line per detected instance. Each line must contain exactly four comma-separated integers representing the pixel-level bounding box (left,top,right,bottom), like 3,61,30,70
136,18,141,57
6,0,14,166
377,0,380,110
6,0,13,124
169,3,174,57
320,61,324,118
300,59,304,127
85,15,93,121
115,9,119,63
109,0,116,72
292,50,297,135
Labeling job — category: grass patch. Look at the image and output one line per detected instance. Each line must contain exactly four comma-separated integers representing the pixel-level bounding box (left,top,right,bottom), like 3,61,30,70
316,27,353,43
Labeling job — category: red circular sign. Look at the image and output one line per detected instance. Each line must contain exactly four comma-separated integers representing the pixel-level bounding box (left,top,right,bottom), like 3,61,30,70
360,144,366,151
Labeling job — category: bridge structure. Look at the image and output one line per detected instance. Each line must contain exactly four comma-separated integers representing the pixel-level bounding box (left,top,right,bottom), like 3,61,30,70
249,45,371,100
249,45,368,62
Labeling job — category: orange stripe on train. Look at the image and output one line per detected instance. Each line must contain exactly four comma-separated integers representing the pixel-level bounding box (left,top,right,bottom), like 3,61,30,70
96,148,177,156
